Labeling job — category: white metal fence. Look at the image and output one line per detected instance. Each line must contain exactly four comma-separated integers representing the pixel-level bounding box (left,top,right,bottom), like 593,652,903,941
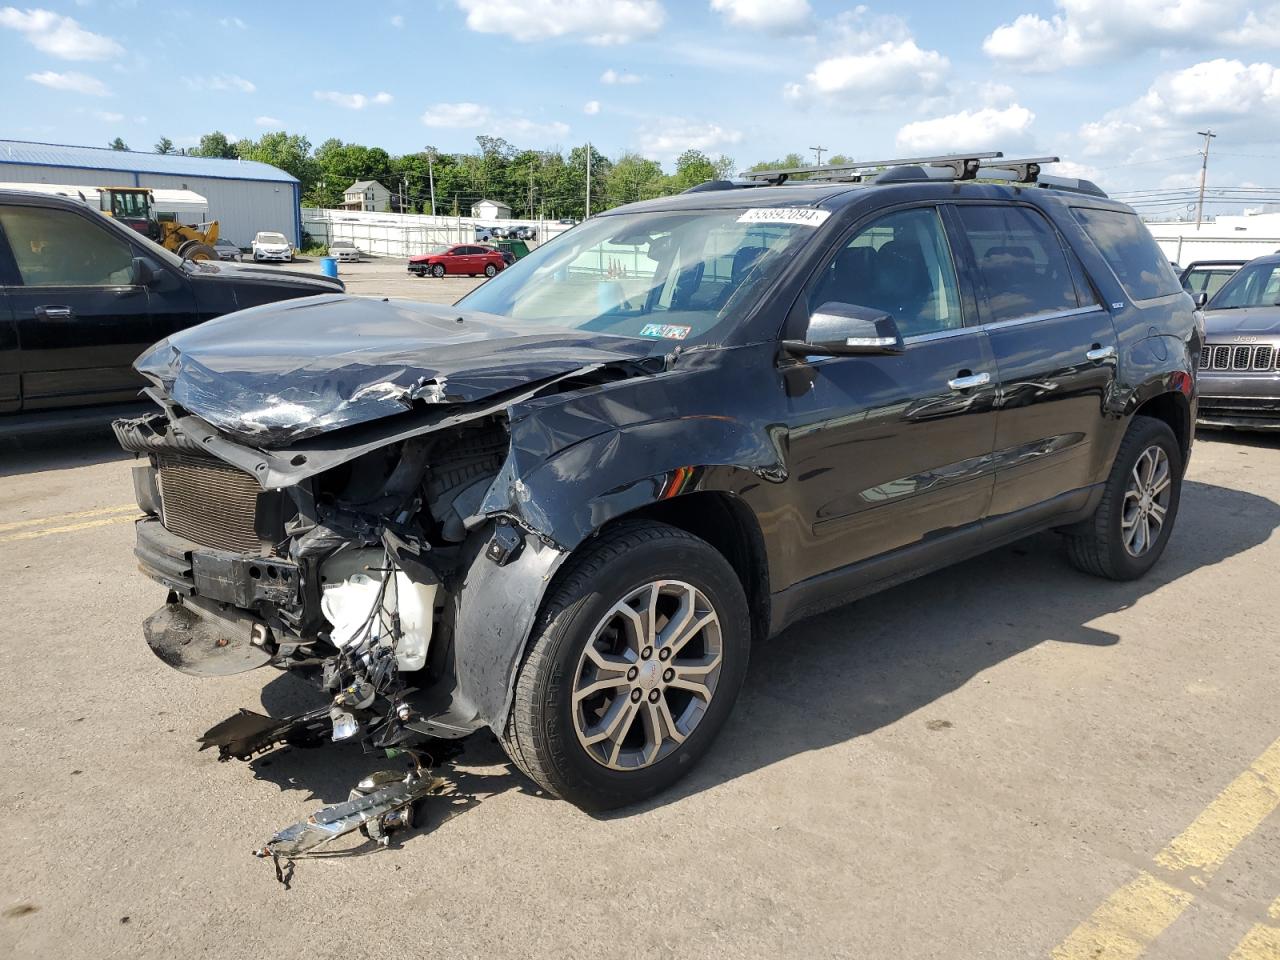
301,207,573,258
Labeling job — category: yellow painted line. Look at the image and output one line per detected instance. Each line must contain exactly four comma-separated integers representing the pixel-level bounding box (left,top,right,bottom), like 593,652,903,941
0,513,136,544
1154,737,1280,882
1227,900,1280,960
1052,872,1193,960
0,503,136,533
1053,736,1280,960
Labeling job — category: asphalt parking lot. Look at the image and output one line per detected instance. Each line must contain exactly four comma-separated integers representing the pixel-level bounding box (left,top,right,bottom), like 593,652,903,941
2,289,1279,956
287,255,487,301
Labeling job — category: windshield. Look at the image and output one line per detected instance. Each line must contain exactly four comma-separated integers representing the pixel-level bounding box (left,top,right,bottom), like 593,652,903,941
456,207,823,347
331,241,353,248
257,232,287,244
1209,261,1280,309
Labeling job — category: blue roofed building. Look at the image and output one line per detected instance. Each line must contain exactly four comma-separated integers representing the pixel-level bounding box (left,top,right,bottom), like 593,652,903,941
0,140,302,249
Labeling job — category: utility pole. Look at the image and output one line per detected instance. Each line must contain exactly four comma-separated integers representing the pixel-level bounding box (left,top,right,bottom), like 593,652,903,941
425,148,437,218
1195,129,1216,230
529,161,535,219
585,141,592,219
810,145,826,167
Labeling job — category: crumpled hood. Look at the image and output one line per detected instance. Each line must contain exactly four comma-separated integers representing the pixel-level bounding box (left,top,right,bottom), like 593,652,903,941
135,295,658,446
1204,306,1280,338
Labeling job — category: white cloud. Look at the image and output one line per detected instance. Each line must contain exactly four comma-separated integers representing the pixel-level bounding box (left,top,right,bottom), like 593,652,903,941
420,102,569,141
421,101,491,127
456,0,665,44
1076,58,1280,164
390,13,403,27
895,104,1035,153
1054,160,1103,182
218,16,245,29
584,99,601,114
314,90,394,109
184,73,255,93
983,0,1280,72
709,0,810,33
601,68,643,84
637,119,743,158
0,7,122,59
27,69,110,96
782,10,949,108
255,115,280,126
93,110,123,122
505,117,571,139
786,40,949,106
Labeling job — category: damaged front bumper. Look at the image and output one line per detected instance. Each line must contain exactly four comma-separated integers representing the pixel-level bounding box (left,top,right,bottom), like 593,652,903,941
115,398,569,753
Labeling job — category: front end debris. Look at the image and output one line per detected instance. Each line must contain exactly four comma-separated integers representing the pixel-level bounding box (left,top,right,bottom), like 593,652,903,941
253,765,448,885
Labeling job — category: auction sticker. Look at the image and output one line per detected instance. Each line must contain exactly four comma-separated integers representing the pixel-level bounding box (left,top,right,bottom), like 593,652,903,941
639,323,692,340
737,207,831,227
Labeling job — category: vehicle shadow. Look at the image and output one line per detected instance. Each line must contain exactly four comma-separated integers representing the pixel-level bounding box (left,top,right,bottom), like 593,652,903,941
0,424,134,478
231,479,1280,837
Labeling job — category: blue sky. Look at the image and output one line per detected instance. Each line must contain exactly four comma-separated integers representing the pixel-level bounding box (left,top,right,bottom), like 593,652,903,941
4,0,1280,207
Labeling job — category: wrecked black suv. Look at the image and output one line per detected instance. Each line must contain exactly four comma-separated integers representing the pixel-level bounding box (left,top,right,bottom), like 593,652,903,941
116,153,1199,813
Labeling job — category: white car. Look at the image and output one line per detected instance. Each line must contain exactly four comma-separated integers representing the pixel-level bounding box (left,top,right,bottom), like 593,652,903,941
329,240,361,262
252,231,293,263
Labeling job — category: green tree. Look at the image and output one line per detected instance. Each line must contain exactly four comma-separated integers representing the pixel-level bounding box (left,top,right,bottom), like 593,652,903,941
311,140,394,206
236,131,317,193
712,155,736,179
154,137,175,155
108,137,128,151
605,152,666,207
194,131,238,159
670,149,716,191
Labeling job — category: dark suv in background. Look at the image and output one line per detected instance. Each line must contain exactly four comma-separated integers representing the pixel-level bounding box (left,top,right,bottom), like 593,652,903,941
116,153,1199,813
0,189,342,416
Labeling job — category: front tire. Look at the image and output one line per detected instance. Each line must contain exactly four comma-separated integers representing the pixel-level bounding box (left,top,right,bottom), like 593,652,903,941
501,522,750,811
431,263,446,278
1065,415,1182,580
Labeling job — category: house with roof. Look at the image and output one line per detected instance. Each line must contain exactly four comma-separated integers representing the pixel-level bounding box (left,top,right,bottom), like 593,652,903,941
342,180,392,212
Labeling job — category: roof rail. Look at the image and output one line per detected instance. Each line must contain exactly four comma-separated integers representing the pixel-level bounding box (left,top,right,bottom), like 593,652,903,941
740,152,1003,185
1035,174,1109,199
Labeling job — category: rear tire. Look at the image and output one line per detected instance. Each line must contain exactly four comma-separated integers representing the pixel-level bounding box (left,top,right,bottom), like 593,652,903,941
501,522,749,811
1065,415,1182,580
484,263,497,277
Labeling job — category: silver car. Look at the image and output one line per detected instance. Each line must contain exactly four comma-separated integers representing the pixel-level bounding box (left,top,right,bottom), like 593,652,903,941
1197,253,1280,430
252,231,293,263
329,239,361,262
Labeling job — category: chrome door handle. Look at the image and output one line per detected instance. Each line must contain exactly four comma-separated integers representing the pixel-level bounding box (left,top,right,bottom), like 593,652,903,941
35,305,73,320
947,372,991,391
1086,345,1117,362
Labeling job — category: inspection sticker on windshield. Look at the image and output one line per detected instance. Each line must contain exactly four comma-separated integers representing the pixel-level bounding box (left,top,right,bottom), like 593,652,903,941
639,323,692,340
737,207,830,227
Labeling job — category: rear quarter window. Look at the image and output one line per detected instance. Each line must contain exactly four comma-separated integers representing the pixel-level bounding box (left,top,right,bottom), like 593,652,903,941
1071,207,1182,301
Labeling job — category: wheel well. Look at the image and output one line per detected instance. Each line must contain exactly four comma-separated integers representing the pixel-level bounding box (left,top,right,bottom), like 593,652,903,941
1134,391,1191,462
599,492,771,643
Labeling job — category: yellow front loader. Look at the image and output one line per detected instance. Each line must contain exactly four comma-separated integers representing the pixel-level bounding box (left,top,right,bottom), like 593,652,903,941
99,186,220,260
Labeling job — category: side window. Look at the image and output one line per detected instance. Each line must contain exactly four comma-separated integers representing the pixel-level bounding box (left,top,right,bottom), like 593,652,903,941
811,206,963,338
953,205,1080,323
1071,207,1182,301
0,205,134,287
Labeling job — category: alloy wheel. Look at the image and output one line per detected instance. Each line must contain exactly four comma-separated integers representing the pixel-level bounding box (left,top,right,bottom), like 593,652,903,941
1122,444,1172,557
571,580,723,771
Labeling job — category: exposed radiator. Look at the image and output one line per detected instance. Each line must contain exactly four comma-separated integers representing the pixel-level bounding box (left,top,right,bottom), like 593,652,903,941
157,453,265,554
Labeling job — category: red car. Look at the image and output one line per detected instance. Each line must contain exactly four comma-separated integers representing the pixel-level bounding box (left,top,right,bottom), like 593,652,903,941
408,244,505,278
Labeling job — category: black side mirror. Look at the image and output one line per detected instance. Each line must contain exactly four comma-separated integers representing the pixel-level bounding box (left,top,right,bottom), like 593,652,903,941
784,302,905,357
131,256,158,287
1194,291,1209,309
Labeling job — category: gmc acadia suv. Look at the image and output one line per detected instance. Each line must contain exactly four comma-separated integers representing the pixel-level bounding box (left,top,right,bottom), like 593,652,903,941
115,154,1200,812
